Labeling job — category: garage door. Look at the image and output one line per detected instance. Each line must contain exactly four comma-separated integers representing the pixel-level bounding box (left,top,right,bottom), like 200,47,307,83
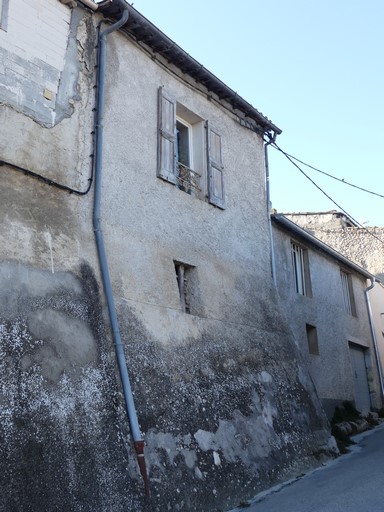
349,344,371,412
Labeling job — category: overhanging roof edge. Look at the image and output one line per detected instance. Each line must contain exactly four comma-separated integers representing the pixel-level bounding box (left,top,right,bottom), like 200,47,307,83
272,214,374,280
96,1,282,135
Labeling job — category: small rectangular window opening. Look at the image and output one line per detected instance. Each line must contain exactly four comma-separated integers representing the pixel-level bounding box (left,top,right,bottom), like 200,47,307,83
174,261,193,314
306,324,319,355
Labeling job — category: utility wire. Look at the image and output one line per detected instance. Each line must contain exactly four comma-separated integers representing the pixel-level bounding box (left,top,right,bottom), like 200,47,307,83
270,142,384,248
278,151,384,199
0,159,93,195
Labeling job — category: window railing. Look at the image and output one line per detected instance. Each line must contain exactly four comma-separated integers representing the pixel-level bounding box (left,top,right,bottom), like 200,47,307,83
176,162,201,194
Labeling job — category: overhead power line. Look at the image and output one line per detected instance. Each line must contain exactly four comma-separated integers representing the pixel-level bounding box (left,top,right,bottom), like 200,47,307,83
277,151,384,199
270,142,384,248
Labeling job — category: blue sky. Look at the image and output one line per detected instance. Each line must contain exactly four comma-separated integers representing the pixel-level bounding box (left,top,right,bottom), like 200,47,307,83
135,1,383,226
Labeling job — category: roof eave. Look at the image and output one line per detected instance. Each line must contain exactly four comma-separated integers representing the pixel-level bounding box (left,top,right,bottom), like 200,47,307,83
95,0,281,135
272,214,374,280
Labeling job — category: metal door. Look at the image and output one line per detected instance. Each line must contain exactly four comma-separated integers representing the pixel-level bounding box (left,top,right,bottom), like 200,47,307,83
349,344,371,412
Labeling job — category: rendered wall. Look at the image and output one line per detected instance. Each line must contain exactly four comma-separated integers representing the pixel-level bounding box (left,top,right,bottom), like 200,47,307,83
283,213,384,405
0,3,336,511
272,222,381,418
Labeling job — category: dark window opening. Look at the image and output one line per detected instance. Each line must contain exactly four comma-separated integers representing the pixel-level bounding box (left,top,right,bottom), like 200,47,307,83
306,324,319,355
174,261,193,314
176,119,196,194
176,120,190,167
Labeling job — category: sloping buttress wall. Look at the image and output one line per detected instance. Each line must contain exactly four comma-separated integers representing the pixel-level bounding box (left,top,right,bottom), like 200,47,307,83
115,298,336,511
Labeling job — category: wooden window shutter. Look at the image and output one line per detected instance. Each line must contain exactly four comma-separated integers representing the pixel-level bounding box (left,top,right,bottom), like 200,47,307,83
206,122,225,209
158,87,177,183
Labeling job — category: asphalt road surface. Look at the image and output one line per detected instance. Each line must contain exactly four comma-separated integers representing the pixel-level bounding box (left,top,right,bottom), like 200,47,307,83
230,423,384,512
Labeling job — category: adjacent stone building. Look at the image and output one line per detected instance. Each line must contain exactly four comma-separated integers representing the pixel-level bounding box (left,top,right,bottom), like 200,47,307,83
0,1,335,511
282,210,384,413
272,214,382,419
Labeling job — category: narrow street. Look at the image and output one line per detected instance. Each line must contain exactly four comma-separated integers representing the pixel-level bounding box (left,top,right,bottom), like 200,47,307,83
231,423,384,512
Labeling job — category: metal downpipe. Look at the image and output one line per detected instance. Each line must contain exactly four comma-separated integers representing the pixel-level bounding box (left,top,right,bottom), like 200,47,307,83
93,6,149,495
365,279,384,402
265,133,277,286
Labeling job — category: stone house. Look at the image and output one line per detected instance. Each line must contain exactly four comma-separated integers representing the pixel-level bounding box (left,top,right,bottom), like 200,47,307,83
272,213,383,419
283,210,384,414
0,1,336,511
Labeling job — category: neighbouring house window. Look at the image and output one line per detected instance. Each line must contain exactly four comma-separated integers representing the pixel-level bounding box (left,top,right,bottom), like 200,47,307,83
291,241,312,296
174,261,194,314
0,0,9,31
340,269,356,316
158,86,225,208
306,324,319,355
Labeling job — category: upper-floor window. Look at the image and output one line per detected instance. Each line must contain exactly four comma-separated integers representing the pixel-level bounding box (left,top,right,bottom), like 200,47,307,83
158,86,225,208
0,0,9,31
291,241,312,296
340,269,356,316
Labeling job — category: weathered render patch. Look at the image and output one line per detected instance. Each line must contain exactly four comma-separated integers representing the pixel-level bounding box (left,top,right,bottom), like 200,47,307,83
116,304,336,512
0,262,144,512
